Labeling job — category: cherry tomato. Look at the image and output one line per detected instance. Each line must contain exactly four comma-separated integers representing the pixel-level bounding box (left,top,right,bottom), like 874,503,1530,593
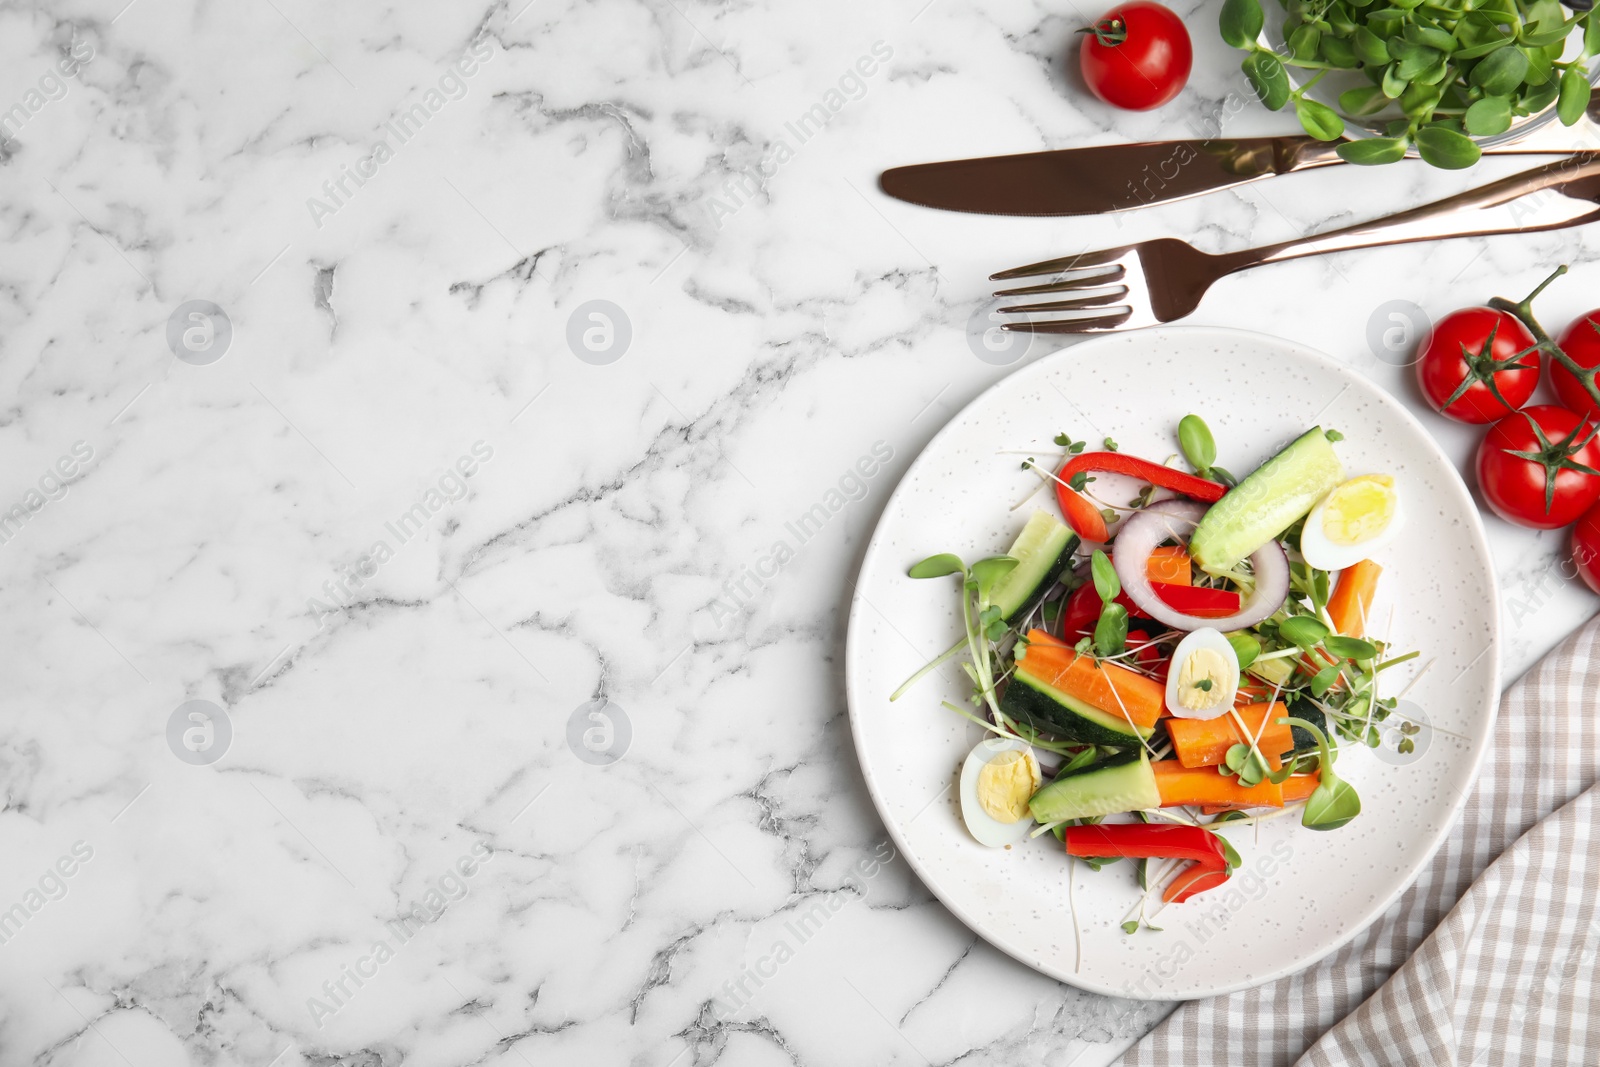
1416,307,1539,424
1475,405,1600,530
1550,310,1600,418
1078,2,1192,112
1570,500,1600,594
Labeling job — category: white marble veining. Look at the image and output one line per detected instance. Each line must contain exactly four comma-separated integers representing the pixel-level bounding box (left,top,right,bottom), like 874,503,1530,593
0,0,1594,1065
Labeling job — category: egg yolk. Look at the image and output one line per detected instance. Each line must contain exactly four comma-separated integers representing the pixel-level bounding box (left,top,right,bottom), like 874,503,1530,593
1321,475,1397,546
977,750,1040,824
1176,647,1229,711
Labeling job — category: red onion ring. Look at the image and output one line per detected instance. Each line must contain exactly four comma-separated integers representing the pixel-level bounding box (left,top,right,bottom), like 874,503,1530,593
1112,501,1289,632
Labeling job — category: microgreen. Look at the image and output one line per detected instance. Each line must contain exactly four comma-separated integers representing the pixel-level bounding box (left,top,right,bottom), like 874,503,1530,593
1178,414,1218,477
1323,635,1378,661
1280,716,1362,830
904,552,1018,722
1088,550,1128,657
1227,631,1262,670
1219,0,1600,172
908,553,966,579
1278,615,1331,648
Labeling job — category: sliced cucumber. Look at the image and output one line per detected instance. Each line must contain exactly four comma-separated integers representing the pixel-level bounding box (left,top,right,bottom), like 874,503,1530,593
1028,750,1159,824
1000,665,1154,746
991,510,1078,623
1189,427,1344,576
1284,697,1328,756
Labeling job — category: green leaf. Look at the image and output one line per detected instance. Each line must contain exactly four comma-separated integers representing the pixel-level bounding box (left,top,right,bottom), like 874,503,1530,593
1226,631,1261,670
1405,23,1457,52
1337,136,1410,165
1381,62,1409,99
1521,18,1575,48
1339,84,1390,115
1323,635,1379,660
1296,96,1346,139
1278,615,1331,647
1121,918,1140,934
1587,12,1600,56
1212,832,1243,872
1094,602,1129,658
1289,23,1322,60
1471,46,1529,95
1415,124,1482,168
1463,95,1514,135
1304,775,1362,829
1559,65,1592,126
1525,48,1556,88
1353,26,1392,65
1451,36,1513,61
1309,661,1342,696
1178,414,1217,472
1321,35,1360,67
969,555,1019,600
1281,715,1362,830
909,553,965,579
1220,0,1266,48
1395,45,1443,80
1522,76,1562,115
1243,50,1292,110
1090,549,1120,604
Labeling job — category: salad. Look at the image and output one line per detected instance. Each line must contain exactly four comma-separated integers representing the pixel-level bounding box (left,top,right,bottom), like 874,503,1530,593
894,416,1423,935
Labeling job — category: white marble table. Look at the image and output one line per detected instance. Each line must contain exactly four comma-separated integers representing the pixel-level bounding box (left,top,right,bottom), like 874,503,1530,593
2,2,1595,1065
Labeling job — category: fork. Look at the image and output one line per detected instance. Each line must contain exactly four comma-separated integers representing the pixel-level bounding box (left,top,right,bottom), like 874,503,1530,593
992,153,1600,333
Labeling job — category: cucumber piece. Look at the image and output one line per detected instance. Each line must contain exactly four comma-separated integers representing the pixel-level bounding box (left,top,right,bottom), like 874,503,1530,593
1000,665,1154,746
1189,427,1345,576
1248,654,1295,688
1284,697,1328,756
991,510,1078,623
1028,750,1160,823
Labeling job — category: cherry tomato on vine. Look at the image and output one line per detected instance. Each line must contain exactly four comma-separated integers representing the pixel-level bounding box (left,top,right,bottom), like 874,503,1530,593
1570,500,1600,595
1475,405,1600,530
1415,307,1540,424
1078,1,1192,112
1550,310,1600,418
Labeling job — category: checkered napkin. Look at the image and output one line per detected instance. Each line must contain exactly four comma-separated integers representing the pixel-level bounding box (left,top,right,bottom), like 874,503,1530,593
1126,616,1600,1066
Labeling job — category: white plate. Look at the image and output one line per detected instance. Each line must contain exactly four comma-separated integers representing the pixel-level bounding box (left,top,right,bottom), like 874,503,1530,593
845,326,1499,1000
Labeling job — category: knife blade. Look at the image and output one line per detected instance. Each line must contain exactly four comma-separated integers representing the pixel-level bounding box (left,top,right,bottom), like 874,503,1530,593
879,136,1580,216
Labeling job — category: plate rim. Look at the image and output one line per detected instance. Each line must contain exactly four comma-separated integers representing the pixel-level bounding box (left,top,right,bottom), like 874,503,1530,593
843,323,1502,1000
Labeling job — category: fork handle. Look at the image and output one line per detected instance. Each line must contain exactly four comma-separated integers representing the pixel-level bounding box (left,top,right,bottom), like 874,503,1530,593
1234,153,1600,271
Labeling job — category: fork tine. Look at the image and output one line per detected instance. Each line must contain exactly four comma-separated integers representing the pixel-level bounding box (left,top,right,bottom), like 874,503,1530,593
993,265,1126,297
1002,309,1134,334
996,288,1129,315
990,246,1131,281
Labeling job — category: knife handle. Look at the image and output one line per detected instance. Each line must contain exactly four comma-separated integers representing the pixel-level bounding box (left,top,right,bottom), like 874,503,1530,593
1237,153,1600,268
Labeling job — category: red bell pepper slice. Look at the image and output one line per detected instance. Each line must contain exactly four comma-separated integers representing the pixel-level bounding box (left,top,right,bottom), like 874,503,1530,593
1054,481,1110,543
1062,823,1226,866
1062,824,1232,904
1062,452,1228,503
1060,581,1102,637
1162,867,1230,904
1151,582,1242,618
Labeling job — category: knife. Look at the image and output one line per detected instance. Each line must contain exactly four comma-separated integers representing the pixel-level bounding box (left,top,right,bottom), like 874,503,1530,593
879,135,1577,216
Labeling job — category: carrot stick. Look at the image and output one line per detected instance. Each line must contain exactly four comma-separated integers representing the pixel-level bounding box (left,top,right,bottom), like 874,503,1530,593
1304,559,1384,677
1166,702,1293,771
1020,630,1166,729
1328,559,1382,639
1281,772,1321,804
1145,546,1192,586
1152,760,1284,808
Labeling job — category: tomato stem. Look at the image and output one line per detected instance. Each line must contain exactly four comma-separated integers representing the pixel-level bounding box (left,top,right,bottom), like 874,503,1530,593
1079,16,1128,46
1489,265,1600,412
